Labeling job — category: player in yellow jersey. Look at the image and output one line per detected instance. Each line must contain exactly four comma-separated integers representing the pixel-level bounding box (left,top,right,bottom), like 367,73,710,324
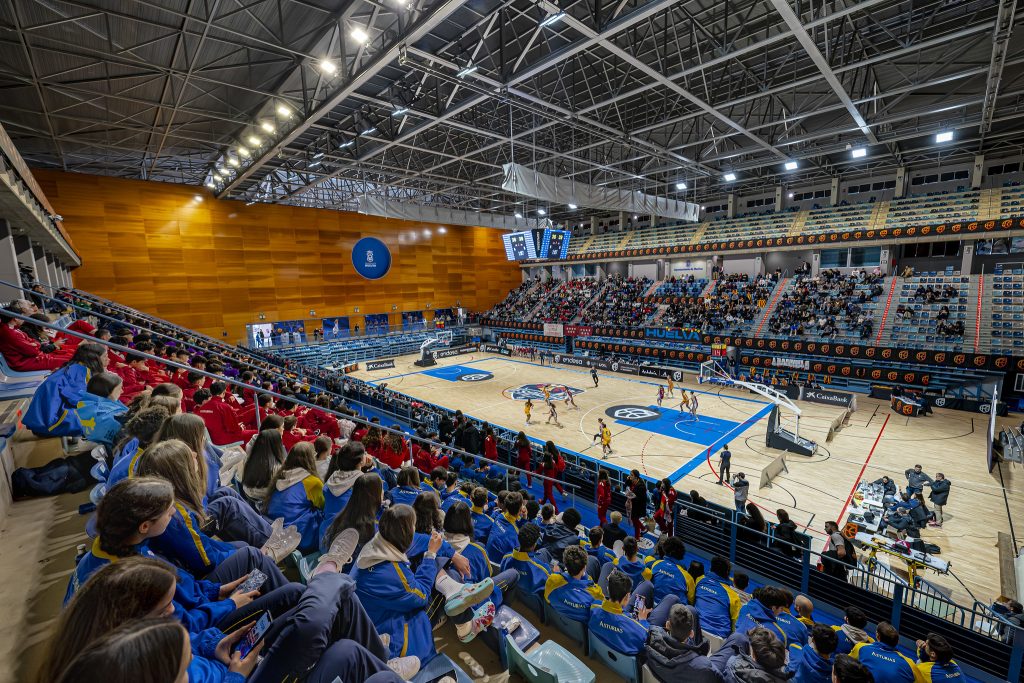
667,375,675,397
601,424,612,459
524,398,533,425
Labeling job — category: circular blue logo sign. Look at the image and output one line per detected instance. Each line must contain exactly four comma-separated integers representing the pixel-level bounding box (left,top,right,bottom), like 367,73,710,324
352,237,392,280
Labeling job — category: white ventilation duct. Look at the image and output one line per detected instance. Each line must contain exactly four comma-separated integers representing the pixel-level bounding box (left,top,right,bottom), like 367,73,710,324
357,195,546,230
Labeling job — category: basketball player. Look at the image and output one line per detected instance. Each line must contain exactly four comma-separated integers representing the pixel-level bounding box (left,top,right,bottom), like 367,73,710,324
592,418,607,444
667,374,675,398
657,384,665,407
679,391,691,415
563,386,579,411
591,367,599,387
689,391,700,421
541,384,552,403
600,423,612,458
545,399,562,428
524,398,533,425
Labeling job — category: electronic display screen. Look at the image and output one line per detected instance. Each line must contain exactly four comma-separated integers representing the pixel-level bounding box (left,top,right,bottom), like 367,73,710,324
501,231,537,260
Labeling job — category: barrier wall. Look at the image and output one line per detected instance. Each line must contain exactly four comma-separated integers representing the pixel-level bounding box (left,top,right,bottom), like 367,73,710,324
37,171,520,340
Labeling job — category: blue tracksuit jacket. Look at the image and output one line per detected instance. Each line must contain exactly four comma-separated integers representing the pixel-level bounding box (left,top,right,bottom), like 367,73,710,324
787,643,833,683
693,572,742,637
265,470,325,553
353,556,438,661
74,391,127,448
851,641,923,683
588,600,650,655
471,506,494,543
643,557,696,605
544,572,604,623
24,363,89,436
500,549,551,595
486,512,520,561
736,599,788,644
148,502,236,577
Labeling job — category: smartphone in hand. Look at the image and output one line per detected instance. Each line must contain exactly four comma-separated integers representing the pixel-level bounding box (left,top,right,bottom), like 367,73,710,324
233,570,267,596
236,612,272,659
632,595,646,620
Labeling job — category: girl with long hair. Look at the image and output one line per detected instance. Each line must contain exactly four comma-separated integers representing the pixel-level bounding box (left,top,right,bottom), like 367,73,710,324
543,441,566,496
264,442,324,553
321,472,384,554
136,439,288,582
240,427,286,503
23,341,109,437
514,431,533,487
51,618,195,683
105,405,173,489
654,478,677,534
66,477,304,637
353,505,495,655
540,451,559,514
319,441,370,543
442,501,520,608
385,466,423,507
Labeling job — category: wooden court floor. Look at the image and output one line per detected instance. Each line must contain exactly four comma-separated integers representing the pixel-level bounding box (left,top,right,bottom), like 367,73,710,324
352,351,1023,604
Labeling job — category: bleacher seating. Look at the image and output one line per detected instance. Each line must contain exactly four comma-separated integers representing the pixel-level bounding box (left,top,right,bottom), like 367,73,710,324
888,274,971,351
652,277,707,299
534,278,600,323
578,276,654,326
660,274,777,334
986,269,1024,351
487,279,560,322
885,189,981,227
765,270,887,343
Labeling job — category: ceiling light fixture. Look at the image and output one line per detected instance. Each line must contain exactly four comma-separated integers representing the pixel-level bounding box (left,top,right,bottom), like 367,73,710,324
537,208,546,215
276,103,292,117
247,135,261,146
318,59,337,75
784,161,798,171
260,121,275,133
237,146,250,157
723,172,737,182
935,131,954,143
456,64,478,78
788,192,795,198
350,26,369,43
392,107,409,116
339,140,355,148
851,147,867,158
193,195,203,202
360,126,377,135
568,203,577,209
539,11,565,27
227,157,239,167
675,182,687,190
313,151,325,159
205,181,216,189
438,227,447,234
514,212,523,219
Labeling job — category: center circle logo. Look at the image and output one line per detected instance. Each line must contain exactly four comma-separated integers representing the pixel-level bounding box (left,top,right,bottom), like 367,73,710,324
352,237,392,280
508,384,584,401
605,405,661,422
458,372,493,382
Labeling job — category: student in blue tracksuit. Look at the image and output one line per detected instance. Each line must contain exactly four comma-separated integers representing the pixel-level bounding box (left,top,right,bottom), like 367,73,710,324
589,569,678,656
776,593,809,647
693,555,743,637
641,536,696,605
105,405,177,489
500,522,552,596
49,555,403,683
544,545,604,623
74,371,129,449
264,442,325,553
469,487,495,542
599,536,646,593
408,491,460,567
443,501,519,608
135,439,284,583
24,342,107,437
320,440,369,544
353,504,497,661
66,477,302,636
735,586,791,645
916,633,965,682
851,622,923,683
586,526,616,572
832,654,876,683
833,606,875,655
486,490,524,560
439,474,471,512
386,466,425,508
788,624,838,683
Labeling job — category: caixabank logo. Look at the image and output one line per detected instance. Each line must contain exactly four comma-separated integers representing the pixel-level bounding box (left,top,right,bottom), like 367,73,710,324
507,384,584,401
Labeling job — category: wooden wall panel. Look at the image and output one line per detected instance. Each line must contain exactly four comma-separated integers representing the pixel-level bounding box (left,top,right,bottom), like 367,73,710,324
36,170,520,341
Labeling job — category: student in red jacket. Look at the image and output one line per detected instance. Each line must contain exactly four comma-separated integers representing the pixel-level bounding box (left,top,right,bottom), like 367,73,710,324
482,426,499,463
240,393,275,430
514,432,533,487
114,354,151,404
180,371,206,413
597,469,612,526
282,415,315,451
0,307,67,371
194,381,256,446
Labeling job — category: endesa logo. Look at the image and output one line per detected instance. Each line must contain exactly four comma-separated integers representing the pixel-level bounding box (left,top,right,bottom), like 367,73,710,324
644,327,701,342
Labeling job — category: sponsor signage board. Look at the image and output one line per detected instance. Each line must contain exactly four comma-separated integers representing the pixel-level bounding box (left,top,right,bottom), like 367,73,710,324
799,387,854,408
434,344,479,359
365,359,396,371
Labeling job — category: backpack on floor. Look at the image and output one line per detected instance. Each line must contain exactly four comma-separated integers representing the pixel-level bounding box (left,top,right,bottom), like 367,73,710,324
11,451,96,499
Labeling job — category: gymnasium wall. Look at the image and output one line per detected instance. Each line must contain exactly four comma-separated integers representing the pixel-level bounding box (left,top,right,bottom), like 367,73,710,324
35,171,520,340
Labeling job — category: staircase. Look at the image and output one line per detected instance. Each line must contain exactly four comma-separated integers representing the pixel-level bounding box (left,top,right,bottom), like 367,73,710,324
752,277,789,336
572,281,611,323
647,303,670,325
974,275,993,352
786,213,808,236
615,232,634,250
643,280,664,297
700,279,717,297
871,276,899,345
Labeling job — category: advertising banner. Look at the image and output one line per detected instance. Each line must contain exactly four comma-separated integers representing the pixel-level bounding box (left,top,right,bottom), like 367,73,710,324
434,344,479,359
543,323,565,338
365,359,396,371
799,387,855,408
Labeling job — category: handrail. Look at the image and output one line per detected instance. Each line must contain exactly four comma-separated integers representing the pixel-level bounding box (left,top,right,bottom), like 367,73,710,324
2,306,575,492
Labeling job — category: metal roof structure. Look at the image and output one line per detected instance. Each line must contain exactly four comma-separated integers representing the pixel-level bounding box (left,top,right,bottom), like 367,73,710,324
0,0,1020,221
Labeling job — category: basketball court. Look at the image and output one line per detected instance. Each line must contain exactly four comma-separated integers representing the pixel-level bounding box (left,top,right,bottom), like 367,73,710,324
352,349,1024,604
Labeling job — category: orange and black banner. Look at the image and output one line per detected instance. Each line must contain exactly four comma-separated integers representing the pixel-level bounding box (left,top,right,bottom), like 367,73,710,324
483,321,1024,372
534,217,1024,262
740,353,931,386
574,339,710,364
498,331,564,344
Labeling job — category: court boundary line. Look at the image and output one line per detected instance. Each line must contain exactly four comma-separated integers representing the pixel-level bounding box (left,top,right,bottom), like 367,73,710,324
835,413,892,526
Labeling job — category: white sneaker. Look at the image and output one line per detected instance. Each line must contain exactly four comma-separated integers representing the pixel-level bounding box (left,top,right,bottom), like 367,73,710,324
387,656,421,680
261,520,302,563
316,528,359,572
458,601,496,643
444,577,494,616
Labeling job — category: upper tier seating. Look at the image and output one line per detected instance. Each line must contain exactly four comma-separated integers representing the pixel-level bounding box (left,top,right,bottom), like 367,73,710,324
986,269,1024,351
885,189,981,227
578,276,654,326
653,277,707,299
533,278,600,323
660,273,778,334
486,279,560,322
